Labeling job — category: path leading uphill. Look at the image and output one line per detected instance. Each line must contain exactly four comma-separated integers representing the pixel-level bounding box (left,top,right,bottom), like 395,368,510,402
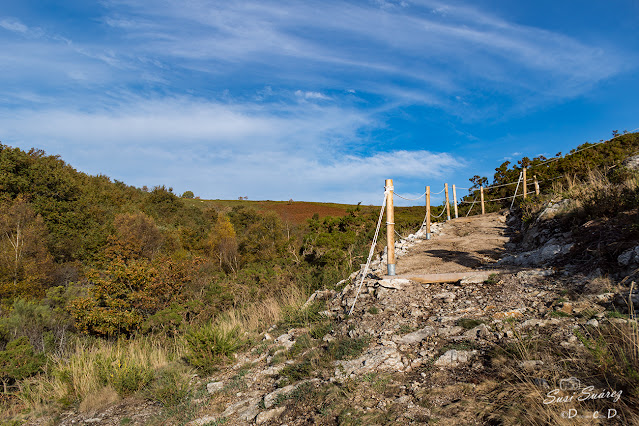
397,213,510,275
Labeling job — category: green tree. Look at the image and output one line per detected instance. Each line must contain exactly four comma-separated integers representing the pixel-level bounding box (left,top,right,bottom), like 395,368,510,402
0,336,45,393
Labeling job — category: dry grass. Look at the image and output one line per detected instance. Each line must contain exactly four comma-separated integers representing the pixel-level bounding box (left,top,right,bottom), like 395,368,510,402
215,284,308,336
16,336,186,417
483,307,639,425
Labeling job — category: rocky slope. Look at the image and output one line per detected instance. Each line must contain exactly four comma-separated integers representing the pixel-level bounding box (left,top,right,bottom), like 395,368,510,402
55,208,639,425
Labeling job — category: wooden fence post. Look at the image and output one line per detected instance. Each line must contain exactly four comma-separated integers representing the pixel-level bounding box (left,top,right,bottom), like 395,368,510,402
444,183,451,221
425,186,431,240
523,167,527,199
385,179,395,276
480,185,485,215
534,175,540,195
452,184,459,219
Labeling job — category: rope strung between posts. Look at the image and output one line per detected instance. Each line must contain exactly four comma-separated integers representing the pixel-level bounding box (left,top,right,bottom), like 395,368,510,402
348,193,387,316
395,229,410,240
432,187,446,195
465,198,477,217
510,172,523,209
433,207,446,218
394,190,427,201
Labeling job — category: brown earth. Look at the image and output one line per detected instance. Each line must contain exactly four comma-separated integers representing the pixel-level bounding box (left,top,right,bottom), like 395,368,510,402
396,213,511,275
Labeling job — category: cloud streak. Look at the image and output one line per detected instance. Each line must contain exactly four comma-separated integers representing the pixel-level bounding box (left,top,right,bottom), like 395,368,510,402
0,1,635,204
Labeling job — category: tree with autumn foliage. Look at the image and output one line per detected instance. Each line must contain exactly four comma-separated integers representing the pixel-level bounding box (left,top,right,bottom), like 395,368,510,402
0,196,55,300
207,215,238,272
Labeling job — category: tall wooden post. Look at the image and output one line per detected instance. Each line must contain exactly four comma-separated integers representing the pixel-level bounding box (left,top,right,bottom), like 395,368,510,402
385,179,395,276
480,185,485,215
534,175,540,195
523,168,527,199
425,186,431,240
452,184,459,219
444,183,451,221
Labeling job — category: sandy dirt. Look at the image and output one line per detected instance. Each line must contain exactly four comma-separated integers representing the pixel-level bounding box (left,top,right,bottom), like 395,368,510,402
396,212,511,275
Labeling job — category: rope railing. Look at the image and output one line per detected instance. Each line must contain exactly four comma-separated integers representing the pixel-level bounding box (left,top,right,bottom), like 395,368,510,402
348,193,387,315
394,191,427,201
347,134,639,317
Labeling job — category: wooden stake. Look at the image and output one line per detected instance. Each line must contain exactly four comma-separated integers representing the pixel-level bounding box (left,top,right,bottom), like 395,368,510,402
534,175,540,195
385,179,395,276
523,167,527,199
444,183,451,221
480,185,485,215
452,184,459,219
425,186,431,240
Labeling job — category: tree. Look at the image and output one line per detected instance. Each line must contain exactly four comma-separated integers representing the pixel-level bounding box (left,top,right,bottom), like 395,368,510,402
105,212,163,261
0,196,54,299
181,191,194,199
469,175,488,189
208,216,238,272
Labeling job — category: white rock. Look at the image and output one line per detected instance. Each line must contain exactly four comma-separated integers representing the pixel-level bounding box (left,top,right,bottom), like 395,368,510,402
206,381,224,394
378,278,411,290
398,326,436,344
274,333,295,350
189,415,218,426
256,407,286,424
434,349,477,367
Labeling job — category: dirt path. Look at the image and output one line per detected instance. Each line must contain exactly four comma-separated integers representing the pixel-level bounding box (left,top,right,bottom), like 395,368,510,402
396,212,511,276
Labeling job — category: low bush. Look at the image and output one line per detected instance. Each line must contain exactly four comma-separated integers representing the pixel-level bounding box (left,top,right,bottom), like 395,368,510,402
185,325,242,372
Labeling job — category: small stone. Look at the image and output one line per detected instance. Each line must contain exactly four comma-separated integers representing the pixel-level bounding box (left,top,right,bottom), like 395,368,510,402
189,415,218,426
463,324,490,340
434,349,477,367
586,319,599,327
520,319,547,328
256,407,286,424
207,381,224,394
493,310,524,320
519,360,544,371
559,303,573,314
274,333,295,350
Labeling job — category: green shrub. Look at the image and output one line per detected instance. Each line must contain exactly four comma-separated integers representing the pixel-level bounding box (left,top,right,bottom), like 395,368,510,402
328,337,370,361
280,302,324,328
94,353,154,396
309,321,333,340
280,358,315,382
185,325,242,372
0,337,45,393
288,333,314,358
146,363,191,407
457,318,483,330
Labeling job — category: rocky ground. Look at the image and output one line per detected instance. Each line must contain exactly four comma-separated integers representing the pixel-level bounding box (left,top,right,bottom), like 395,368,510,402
53,209,639,425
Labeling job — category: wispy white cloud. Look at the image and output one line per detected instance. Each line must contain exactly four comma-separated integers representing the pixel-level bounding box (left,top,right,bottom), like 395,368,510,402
0,18,28,33
0,1,635,203
0,94,462,203
295,90,330,100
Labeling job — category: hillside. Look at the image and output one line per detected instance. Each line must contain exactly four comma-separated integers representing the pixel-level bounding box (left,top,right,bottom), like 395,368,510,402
2,132,639,425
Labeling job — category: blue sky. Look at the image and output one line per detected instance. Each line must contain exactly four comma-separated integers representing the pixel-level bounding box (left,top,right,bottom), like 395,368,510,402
0,0,637,205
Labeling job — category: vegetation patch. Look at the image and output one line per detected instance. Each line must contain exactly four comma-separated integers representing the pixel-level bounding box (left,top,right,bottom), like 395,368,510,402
185,325,243,372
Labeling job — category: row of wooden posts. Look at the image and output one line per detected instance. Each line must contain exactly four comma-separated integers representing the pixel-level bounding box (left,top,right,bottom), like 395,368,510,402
384,170,540,276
